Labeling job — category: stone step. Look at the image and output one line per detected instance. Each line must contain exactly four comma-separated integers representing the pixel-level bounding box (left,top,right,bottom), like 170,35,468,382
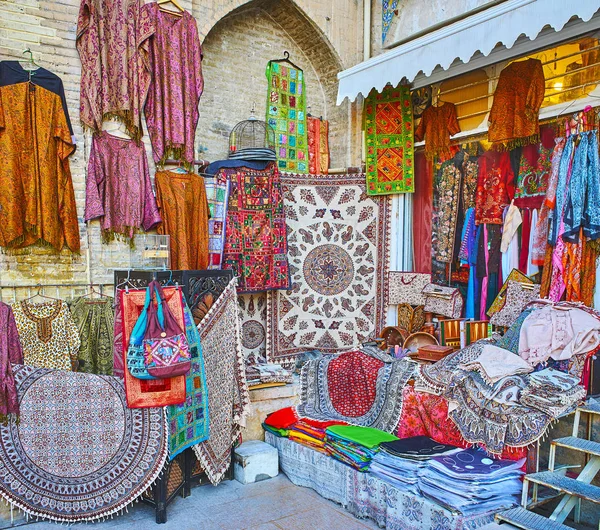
495,507,572,530
552,436,600,458
526,471,600,504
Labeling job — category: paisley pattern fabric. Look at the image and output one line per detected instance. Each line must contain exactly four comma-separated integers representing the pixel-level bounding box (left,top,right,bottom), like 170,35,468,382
432,160,461,262
76,0,150,140
0,303,22,422
85,132,161,243
222,163,290,293
238,293,268,365
296,347,415,432
12,300,80,371
414,102,460,161
68,297,114,375
141,3,203,165
307,116,329,175
0,364,167,522
0,84,79,252
475,150,514,225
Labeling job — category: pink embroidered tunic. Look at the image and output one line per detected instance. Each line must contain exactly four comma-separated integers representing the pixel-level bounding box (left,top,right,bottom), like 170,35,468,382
76,0,150,141
140,4,203,165
84,131,161,242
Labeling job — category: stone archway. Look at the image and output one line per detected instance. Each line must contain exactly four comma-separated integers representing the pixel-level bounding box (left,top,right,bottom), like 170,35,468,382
195,0,350,167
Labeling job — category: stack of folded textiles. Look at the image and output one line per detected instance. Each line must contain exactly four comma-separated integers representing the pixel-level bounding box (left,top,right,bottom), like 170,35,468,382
262,406,298,438
325,425,399,472
520,368,586,417
419,448,525,514
288,418,346,454
369,436,460,493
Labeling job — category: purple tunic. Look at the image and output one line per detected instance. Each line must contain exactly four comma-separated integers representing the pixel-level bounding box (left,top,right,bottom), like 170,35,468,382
0,302,22,420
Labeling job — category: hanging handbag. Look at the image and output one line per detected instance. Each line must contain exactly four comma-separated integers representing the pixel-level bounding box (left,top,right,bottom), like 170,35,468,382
142,281,191,379
422,284,463,319
126,286,154,380
388,272,431,306
487,269,533,317
489,280,541,328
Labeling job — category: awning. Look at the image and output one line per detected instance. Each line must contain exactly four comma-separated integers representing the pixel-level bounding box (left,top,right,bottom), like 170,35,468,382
337,0,600,104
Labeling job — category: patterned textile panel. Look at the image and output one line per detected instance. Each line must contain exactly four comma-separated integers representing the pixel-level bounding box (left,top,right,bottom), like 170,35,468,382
267,173,392,369
238,293,268,365
0,365,167,522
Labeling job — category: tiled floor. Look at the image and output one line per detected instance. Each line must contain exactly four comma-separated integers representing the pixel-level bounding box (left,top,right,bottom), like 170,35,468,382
19,474,381,530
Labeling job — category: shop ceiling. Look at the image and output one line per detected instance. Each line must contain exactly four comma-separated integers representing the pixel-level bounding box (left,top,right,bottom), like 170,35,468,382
337,0,600,104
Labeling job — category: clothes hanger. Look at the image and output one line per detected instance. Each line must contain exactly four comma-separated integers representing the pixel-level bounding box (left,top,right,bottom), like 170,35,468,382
270,51,302,72
116,270,136,294
21,49,40,86
81,284,110,302
22,284,59,304
157,0,184,16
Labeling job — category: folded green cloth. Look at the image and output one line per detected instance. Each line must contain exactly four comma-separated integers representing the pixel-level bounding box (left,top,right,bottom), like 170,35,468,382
325,425,398,449
262,423,289,438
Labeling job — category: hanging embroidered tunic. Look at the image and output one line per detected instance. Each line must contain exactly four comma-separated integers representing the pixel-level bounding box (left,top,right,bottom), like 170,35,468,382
475,151,514,225
85,131,161,243
141,4,203,165
488,58,545,149
0,302,23,421
76,0,150,140
12,300,80,371
414,102,460,161
68,297,115,375
0,84,79,252
155,171,209,270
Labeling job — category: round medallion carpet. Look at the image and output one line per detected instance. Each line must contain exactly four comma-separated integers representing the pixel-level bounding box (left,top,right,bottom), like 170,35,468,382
0,365,167,522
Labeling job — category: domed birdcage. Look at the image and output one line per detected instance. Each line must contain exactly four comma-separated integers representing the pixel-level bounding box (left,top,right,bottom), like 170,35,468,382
228,107,276,161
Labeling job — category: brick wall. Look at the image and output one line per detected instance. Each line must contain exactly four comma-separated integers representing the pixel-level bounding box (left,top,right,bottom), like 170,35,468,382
0,0,364,296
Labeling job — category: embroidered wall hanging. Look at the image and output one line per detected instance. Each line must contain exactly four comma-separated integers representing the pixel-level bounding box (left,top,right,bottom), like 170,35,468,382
205,172,231,270
364,84,414,195
0,365,167,522
265,59,309,173
267,173,391,369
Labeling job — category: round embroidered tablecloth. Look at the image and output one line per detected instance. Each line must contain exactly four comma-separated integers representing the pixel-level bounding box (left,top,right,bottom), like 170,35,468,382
0,365,167,522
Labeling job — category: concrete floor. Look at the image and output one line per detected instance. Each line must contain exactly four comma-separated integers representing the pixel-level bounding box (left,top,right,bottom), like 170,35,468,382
18,474,382,530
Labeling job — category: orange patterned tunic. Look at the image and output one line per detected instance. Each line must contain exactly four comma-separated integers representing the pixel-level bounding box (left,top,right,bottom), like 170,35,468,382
0,83,79,252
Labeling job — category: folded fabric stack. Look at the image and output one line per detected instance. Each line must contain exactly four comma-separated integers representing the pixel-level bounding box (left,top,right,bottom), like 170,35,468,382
262,406,298,438
459,344,533,385
247,363,293,386
288,418,346,454
419,448,525,514
521,368,586,417
228,147,277,161
262,424,289,437
325,425,399,472
370,436,460,493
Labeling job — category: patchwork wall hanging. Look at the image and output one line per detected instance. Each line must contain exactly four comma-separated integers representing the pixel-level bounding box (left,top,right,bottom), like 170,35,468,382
238,293,268,366
267,173,391,369
364,84,414,195
205,172,231,270
0,365,167,522
265,55,309,173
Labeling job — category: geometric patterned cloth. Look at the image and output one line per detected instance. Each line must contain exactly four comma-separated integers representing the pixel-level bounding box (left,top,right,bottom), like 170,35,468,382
296,347,414,433
0,364,167,522
266,433,498,530
193,279,250,485
364,85,414,195
238,293,268,366
222,163,291,294
267,173,392,368
205,173,231,270
266,60,309,174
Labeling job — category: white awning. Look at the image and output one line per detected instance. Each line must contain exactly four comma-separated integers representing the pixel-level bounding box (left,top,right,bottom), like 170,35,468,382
337,0,600,104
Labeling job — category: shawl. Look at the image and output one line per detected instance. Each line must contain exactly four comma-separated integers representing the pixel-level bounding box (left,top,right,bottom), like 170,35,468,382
500,203,522,253
12,300,80,371
193,279,250,485
296,347,415,432
155,170,209,271
76,0,149,140
265,61,309,173
141,3,203,165
85,131,161,244
459,344,533,385
495,307,536,353
414,102,460,161
413,152,433,273
475,150,514,225
166,301,209,459
307,116,330,175
0,303,22,422
364,85,414,194
521,368,585,417
0,84,79,252
205,172,231,269
221,163,290,293
488,58,545,149
68,296,114,375
432,159,461,262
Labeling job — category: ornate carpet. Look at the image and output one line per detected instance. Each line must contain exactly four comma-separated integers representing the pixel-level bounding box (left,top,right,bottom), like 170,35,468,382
267,173,391,368
238,293,268,365
193,279,250,485
296,347,414,433
0,364,167,522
